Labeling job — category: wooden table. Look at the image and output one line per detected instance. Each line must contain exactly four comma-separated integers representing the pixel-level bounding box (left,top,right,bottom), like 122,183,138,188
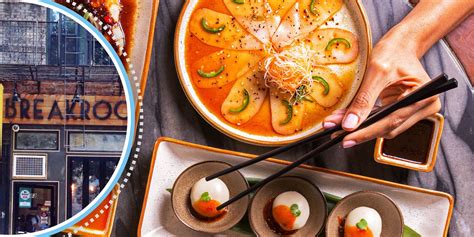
112,1,474,236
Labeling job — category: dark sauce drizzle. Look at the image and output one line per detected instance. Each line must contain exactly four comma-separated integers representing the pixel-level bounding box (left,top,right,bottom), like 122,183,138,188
338,216,346,237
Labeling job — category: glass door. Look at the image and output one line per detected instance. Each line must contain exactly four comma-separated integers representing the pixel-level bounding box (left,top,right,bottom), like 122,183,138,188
67,157,118,218
12,182,57,234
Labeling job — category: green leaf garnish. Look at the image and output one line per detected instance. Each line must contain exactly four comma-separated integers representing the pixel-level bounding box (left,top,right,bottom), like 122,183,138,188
403,225,421,237
290,204,301,217
200,192,211,202
356,218,368,230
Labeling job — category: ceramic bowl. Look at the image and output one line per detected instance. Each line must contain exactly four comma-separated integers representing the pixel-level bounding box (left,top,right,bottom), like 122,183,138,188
248,176,327,236
374,113,444,172
171,161,249,233
174,0,372,146
326,191,404,237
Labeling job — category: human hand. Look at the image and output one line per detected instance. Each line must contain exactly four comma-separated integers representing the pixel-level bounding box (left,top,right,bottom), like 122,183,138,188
322,29,441,148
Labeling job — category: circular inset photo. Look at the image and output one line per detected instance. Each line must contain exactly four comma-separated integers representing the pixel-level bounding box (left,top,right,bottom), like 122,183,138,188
0,1,132,235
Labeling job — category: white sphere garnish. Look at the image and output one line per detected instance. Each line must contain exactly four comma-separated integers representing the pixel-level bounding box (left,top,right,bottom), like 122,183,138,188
345,206,382,237
272,191,310,231
190,177,229,205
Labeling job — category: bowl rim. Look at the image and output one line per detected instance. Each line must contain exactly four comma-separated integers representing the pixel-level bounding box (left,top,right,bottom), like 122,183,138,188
173,0,373,146
170,160,250,234
248,175,328,236
325,190,404,236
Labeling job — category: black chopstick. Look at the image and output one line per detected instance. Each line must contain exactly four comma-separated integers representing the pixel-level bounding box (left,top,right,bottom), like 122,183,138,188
216,75,456,210
207,73,449,182
206,126,338,181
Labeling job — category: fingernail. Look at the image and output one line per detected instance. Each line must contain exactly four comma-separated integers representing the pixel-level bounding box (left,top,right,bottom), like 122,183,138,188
343,113,359,129
342,140,357,148
323,122,336,129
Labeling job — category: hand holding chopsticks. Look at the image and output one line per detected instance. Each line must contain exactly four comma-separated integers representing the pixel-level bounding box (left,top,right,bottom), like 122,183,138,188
209,74,457,210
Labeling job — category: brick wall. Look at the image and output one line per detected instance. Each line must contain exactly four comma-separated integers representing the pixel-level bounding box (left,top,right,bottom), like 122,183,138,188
2,80,124,97
0,2,47,21
0,2,48,64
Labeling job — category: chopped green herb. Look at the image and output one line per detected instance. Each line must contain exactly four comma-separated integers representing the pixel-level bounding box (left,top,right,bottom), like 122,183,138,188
197,65,225,78
356,218,368,230
290,204,301,217
166,188,173,194
200,192,211,202
201,18,225,33
302,96,314,102
325,38,351,51
280,100,293,125
229,89,250,113
233,0,245,4
292,85,308,103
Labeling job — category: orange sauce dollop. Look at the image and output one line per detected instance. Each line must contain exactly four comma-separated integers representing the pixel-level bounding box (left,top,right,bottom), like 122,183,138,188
272,205,296,230
344,226,374,237
192,200,225,218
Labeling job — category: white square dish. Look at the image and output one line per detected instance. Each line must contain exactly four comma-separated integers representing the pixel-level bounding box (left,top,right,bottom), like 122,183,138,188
138,137,453,237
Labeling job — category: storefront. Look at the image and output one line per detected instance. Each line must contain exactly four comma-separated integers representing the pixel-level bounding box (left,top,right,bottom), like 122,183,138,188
0,3,128,233
1,91,127,234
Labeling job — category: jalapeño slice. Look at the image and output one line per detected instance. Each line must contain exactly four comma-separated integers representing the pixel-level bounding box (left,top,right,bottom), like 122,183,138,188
229,89,250,113
197,65,225,78
280,100,293,125
325,38,351,51
201,18,226,33
312,76,330,95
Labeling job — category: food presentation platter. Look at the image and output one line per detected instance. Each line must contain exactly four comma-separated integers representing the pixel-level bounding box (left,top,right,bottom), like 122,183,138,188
138,137,453,237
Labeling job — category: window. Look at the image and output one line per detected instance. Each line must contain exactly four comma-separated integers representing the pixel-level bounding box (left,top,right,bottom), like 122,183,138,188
67,157,118,217
14,131,59,151
46,10,113,66
67,131,126,153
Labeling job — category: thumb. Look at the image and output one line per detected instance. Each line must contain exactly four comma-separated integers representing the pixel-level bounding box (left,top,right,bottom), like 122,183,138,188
342,87,380,131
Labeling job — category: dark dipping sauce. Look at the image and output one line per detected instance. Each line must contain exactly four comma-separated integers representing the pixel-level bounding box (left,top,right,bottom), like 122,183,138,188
187,197,228,223
382,119,435,164
263,198,297,235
